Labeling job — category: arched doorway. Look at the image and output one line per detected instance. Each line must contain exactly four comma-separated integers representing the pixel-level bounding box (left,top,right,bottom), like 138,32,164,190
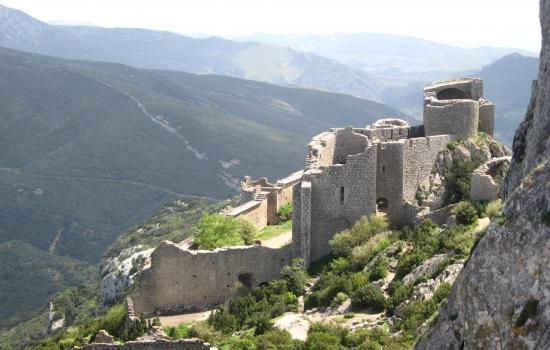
238,273,255,289
376,198,388,214
436,88,469,100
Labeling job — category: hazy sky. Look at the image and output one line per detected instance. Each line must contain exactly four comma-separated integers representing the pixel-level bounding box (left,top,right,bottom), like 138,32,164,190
2,0,542,51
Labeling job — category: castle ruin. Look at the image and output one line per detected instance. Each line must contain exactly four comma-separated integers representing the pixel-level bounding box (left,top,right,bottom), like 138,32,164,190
131,78,500,316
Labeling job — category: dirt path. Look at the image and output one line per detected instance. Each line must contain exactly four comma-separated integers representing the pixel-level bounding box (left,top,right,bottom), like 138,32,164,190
261,230,292,248
476,217,491,233
156,310,213,327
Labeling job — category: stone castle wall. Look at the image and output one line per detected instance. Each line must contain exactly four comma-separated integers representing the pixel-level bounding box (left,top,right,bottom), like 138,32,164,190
424,99,479,140
375,141,405,221
75,339,213,350
478,101,495,137
132,242,291,316
293,144,377,264
306,132,336,169
225,199,267,228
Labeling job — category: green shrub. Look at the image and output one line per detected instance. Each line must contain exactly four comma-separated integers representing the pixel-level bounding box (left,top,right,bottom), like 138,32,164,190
515,299,539,327
195,214,243,249
282,259,308,296
218,336,256,350
452,201,478,225
438,225,476,256
255,329,302,350
485,199,503,219
368,256,388,282
306,323,348,350
350,284,386,311
398,299,437,334
446,141,459,151
330,215,389,256
433,283,452,303
165,323,189,339
208,306,239,334
395,251,426,280
188,322,223,345
331,292,349,308
350,233,390,269
237,218,258,245
386,281,413,314
277,203,293,222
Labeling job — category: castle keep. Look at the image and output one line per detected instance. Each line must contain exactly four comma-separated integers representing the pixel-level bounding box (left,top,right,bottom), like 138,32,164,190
132,78,498,315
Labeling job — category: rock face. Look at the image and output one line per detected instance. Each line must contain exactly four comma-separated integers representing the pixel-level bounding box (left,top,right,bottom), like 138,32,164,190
416,2,550,348
503,0,550,197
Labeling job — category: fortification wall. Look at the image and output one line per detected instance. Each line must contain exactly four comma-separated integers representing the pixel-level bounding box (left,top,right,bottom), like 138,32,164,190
132,242,291,316
225,199,267,228
424,99,479,140
75,338,213,350
375,141,405,222
305,145,377,263
361,118,411,142
402,136,450,224
306,132,336,169
333,127,369,164
478,101,495,136
470,156,511,201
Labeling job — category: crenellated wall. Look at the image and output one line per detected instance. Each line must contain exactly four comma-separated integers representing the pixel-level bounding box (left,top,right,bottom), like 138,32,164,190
132,242,291,317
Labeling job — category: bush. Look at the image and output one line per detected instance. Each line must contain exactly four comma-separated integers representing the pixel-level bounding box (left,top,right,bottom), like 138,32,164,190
306,323,348,350
368,256,388,282
208,306,239,334
433,283,452,303
237,218,258,245
255,329,302,350
331,292,349,308
330,215,389,256
282,259,308,296
395,251,426,280
188,322,223,345
438,225,476,256
277,203,293,222
195,214,243,249
452,201,478,225
386,281,413,315
165,323,189,339
485,199,503,219
397,299,437,334
350,284,386,311
350,233,391,269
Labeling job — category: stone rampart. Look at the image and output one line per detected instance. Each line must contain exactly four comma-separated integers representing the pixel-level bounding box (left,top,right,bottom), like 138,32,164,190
333,127,369,164
225,199,267,228
306,131,336,169
74,338,213,350
132,242,291,316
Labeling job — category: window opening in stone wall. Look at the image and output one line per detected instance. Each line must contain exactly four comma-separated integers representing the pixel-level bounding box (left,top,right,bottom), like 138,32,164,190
340,187,345,204
436,87,469,100
377,198,388,214
382,166,386,172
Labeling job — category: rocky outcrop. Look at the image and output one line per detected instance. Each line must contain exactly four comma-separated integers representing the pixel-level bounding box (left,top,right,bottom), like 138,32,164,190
503,1,550,197
415,2,550,348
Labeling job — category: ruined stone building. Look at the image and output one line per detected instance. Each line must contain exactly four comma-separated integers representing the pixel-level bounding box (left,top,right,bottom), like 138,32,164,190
292,78,497,265
131,78,500,316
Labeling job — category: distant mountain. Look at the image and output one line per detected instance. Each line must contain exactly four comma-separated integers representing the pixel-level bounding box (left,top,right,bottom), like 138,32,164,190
0,47,408,264
475,53,539,143
0,4,381,100
235,33,537,82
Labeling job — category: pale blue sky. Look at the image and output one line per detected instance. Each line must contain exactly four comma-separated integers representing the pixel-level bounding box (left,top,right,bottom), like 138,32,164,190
2,0,541,51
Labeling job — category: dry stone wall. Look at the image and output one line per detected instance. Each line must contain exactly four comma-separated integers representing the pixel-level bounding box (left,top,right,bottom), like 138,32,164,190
132,242,291,316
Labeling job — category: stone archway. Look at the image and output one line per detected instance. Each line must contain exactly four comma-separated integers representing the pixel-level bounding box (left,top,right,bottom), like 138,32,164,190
436,87,469,100
238,272,255,289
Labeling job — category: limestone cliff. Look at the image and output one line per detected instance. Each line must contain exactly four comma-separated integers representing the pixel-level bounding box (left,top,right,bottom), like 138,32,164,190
415,2,550,348
503,1,550,197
